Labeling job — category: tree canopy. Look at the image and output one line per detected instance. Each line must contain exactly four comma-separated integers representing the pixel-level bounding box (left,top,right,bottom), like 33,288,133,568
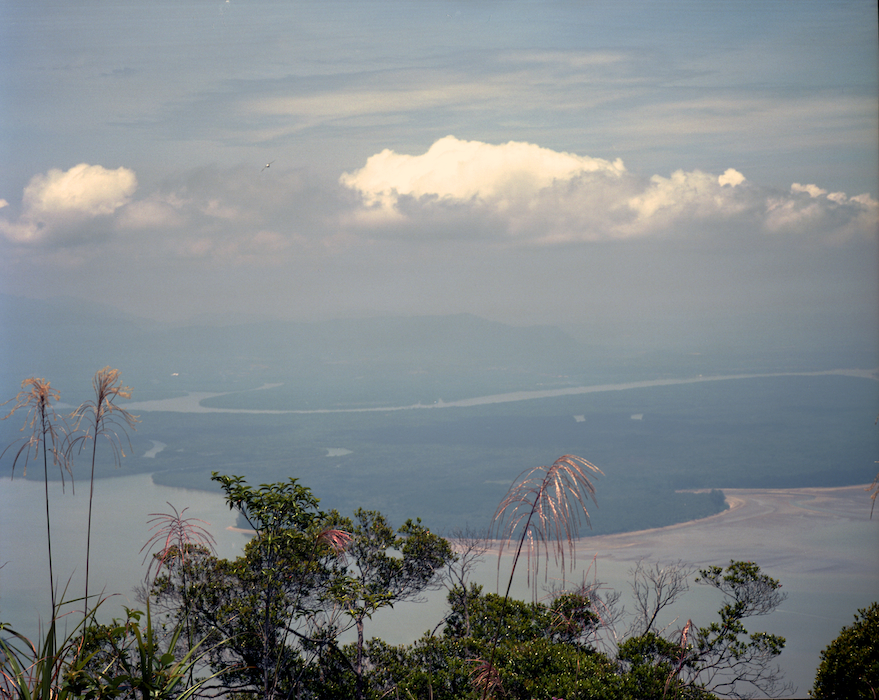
811,602,879,699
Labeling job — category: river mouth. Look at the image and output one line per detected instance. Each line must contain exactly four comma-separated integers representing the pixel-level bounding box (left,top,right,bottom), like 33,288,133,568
121,368,878,414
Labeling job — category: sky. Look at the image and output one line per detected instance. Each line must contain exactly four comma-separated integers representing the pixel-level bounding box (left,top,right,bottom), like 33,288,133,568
1,0,877,352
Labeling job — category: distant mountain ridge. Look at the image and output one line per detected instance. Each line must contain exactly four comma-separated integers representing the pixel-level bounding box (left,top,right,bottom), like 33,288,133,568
0,294,592,407
3,293,872,410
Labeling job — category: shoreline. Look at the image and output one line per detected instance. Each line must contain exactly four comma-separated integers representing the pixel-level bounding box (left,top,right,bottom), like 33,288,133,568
477,484,877,571
123,368,878,415
578,483,877,574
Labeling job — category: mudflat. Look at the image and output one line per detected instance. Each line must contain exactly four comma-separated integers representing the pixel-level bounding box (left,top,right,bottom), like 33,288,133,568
575,484,878,576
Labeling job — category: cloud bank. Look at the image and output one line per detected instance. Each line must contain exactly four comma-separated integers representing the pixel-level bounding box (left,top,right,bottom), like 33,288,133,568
2,139,876,262
0,164,137,243
341,137,878,243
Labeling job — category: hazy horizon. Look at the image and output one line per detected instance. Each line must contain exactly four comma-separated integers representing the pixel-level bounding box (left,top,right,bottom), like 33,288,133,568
1,0,877,354
1,5,877,695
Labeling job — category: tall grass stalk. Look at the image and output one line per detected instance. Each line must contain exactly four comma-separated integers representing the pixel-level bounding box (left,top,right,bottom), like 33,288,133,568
2,378,72,614
140,503,217,688
68,368,138,626
478,454,602,699
491,454,602,602
0,608,81,700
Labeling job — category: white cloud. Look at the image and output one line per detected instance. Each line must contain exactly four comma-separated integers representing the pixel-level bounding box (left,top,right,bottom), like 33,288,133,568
24,164,136,218
718,168,746,187
791,183,827,198
766,184,879,236
626,169,750,227
340,135,626,211
1,163,137,243
339,137,877,243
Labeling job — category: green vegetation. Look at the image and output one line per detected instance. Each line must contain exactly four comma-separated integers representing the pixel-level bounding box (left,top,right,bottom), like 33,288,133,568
3,369,875,700
25,371,865,537
811,602,879,699
143,472,791,700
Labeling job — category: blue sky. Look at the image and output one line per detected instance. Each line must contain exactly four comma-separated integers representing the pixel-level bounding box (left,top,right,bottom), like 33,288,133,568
1,0,876,351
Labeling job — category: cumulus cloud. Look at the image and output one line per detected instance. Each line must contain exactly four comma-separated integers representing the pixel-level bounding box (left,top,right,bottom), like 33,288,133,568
790,182,827,198
340,136,877,243
340,135,626,212
626,169,750,227
0,163,137,243
718,168,746,187
765,183,879,236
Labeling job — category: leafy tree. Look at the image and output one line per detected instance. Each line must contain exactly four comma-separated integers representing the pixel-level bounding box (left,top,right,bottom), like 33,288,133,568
616,561,791,699
445,587,555,644
683,561,791,698
149,477,451,700
363,585,616,700
443,585,597,648
328,508,454,700
811,602,878,699
549,590,602,647
439,527,490,638
364,635,477,700
150,474,350,700
618,632,714,700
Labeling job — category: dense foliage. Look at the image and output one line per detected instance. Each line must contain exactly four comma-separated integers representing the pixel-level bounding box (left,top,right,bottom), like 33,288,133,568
143,474,791,700
5,370,871,700
811,602,879,699
1,460,800,700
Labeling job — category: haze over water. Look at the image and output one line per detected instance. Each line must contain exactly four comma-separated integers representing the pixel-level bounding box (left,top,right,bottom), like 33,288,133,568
1,2,877,697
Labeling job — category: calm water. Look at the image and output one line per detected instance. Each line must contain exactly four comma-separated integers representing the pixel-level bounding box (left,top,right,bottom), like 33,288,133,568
1,473,876,697
0,473,248,634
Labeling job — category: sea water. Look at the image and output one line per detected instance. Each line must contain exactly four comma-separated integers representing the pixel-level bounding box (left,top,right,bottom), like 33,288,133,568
2,473,876,697
0,473,248,636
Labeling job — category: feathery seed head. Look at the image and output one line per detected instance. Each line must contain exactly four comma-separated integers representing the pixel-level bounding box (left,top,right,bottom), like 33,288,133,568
492,454,602,594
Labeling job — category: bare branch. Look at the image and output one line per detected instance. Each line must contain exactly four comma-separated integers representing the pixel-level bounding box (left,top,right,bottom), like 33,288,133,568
629,559,694,637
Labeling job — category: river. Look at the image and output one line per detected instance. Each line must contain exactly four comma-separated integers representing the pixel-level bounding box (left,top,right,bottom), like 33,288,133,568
121,368,878,414
3,370,877,695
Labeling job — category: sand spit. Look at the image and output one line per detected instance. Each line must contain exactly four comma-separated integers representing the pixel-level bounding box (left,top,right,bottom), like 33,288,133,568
576,484,877,575
123,368,879,415
478,484,877,577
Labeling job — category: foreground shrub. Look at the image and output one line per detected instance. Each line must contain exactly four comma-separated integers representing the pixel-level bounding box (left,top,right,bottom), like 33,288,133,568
811,602,879,699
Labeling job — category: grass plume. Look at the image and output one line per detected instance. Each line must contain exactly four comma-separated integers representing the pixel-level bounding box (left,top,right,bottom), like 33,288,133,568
68,367,139,624
477,454,602,699
2,378,72,613
141,503,217,582
491,453,603,598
